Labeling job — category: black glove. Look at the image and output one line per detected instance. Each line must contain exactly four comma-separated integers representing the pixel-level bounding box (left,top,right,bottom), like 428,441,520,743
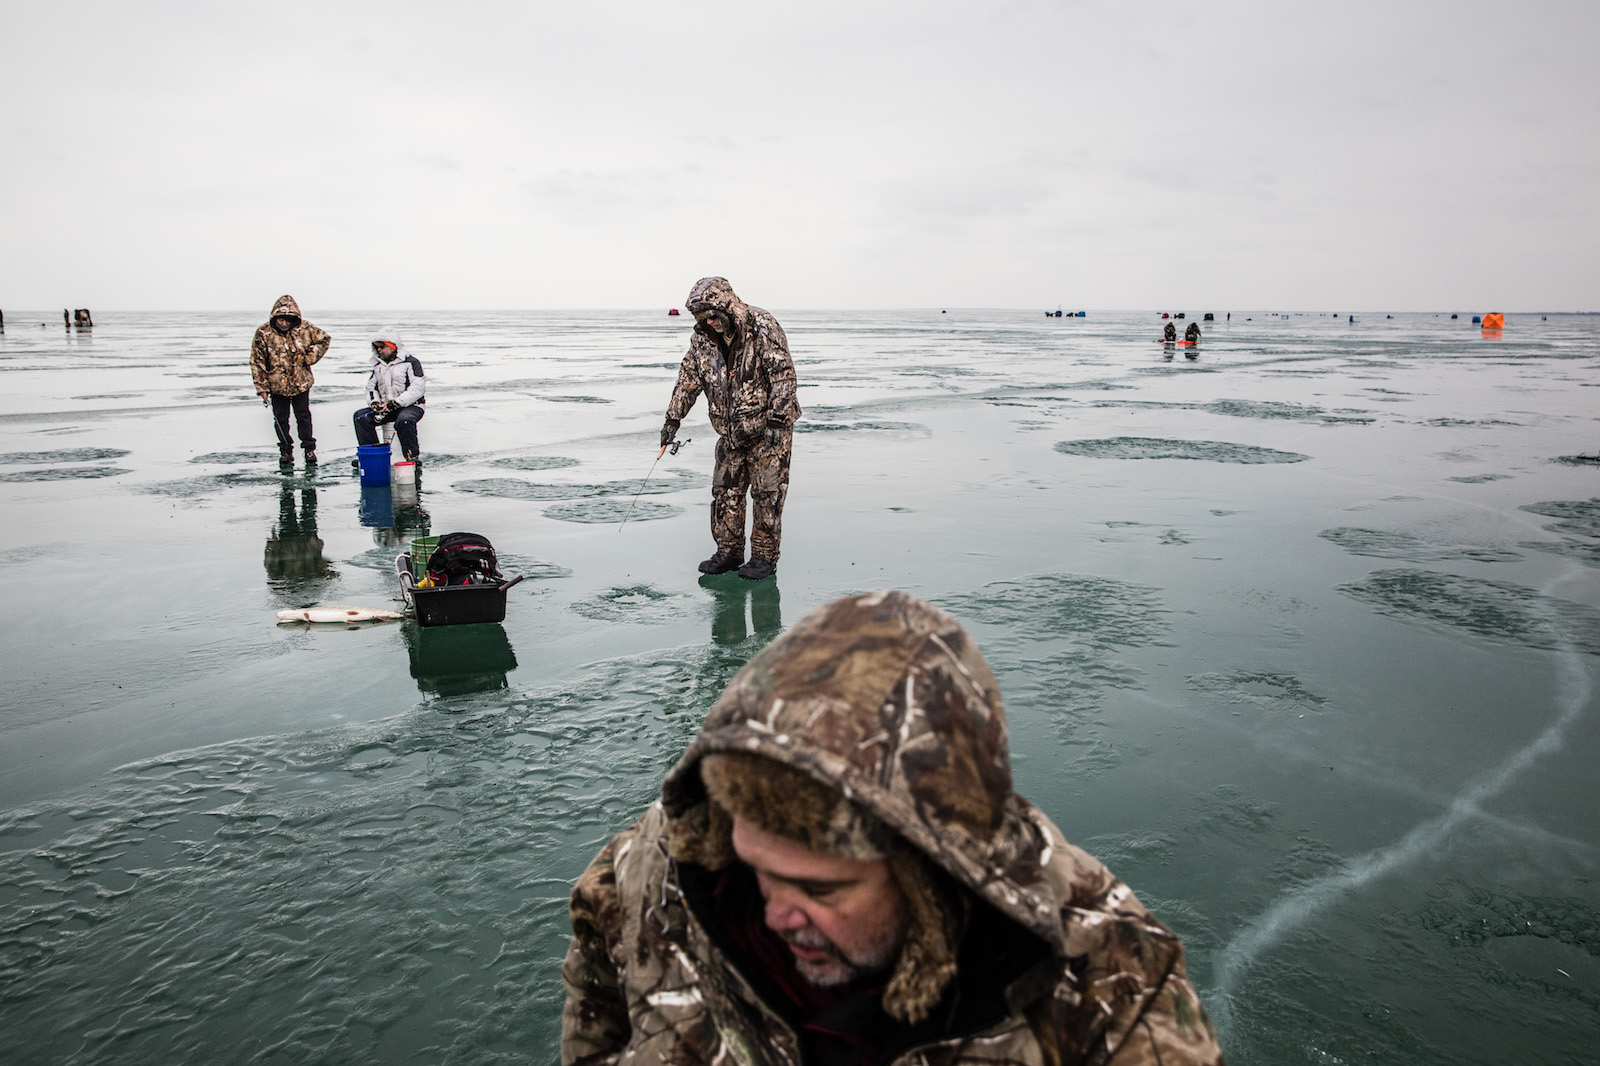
660,419,680,448
385,400,401,416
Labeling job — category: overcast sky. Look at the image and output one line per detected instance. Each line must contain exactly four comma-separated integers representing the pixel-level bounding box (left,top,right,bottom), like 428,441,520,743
3,0,1596,311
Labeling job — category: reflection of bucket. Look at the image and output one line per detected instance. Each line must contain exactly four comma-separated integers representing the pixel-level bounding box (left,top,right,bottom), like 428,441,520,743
358,484,395,528
393,460,416,484
357,443,391,486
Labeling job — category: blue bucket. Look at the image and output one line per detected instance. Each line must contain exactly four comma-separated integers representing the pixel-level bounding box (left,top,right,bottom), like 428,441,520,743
357,443,392,487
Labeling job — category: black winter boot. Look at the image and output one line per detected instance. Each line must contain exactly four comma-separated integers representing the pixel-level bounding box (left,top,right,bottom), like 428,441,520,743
698,551,744,575
737,557,777,581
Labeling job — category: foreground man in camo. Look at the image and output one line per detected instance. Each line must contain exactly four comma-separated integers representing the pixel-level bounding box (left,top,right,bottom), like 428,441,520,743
563,591,1224,1066
660,277,800,581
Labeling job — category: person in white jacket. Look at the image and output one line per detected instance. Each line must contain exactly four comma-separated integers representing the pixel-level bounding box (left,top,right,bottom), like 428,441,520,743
353,326,426,461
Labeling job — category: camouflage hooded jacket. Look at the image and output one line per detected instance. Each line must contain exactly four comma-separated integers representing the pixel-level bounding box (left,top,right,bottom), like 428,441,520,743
562,591,1225,1066
664,277,801,447
250,295,330,396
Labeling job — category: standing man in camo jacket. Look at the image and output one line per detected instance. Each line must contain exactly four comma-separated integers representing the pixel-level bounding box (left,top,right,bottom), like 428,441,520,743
661,277,800,581
250,294,330,467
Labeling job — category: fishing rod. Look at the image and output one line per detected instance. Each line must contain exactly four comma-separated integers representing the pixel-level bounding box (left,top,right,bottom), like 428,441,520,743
619,438,690,531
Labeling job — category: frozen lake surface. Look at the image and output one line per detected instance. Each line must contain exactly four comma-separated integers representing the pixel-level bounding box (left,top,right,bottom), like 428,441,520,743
1,309,1597,1064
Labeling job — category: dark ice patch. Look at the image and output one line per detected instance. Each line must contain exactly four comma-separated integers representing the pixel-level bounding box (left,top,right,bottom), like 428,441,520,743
1551,454,1600,467
0,546,62,568
0,466,130,482
540,395,612,404
1191,784,1278,838
1319,527,1522,563
1417,883,1600,991
794,420,930,435
0,448,130,464
190,451,278,465
1054,437,1309,464
1447,474,1511,483
1519,499,1600,539
455,468,704,501
144,469,343,497
545,499,682,524
492,553,574,580
491,456,581,471
1205,399,1373,424
570,584,693,623
1188,671,1328,713
1090,398,1371,425
1339,568,1600,654
996,646,1143,755
940,573,1168,651
1422,418,1520,427
1521,540,1600,568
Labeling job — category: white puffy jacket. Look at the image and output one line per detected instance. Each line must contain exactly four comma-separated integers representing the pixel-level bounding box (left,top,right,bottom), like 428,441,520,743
366,326,426,407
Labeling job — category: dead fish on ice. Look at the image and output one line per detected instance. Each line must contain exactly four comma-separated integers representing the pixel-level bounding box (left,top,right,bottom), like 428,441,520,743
276,606,406,624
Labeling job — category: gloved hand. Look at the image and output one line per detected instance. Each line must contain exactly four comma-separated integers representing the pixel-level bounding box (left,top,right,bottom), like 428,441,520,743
370,398,387,414
660,419,680,448
384,400,401,416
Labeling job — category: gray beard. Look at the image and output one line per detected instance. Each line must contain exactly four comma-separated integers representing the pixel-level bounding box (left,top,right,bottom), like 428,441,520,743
781,924,905,988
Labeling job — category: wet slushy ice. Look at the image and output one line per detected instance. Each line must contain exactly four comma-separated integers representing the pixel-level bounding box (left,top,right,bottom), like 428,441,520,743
2,310,1598,1064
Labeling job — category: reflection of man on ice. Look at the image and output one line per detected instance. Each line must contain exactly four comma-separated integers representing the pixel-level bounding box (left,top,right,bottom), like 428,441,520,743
660,277,800,581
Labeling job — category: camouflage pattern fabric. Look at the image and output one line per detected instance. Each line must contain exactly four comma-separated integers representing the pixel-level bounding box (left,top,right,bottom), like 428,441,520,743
663,278,799,564
663,277,800,447
712,426,792,563
250,294,330,397
563,591,1226,1066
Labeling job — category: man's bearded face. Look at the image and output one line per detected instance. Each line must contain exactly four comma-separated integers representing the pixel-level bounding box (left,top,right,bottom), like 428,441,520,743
731,816,909,987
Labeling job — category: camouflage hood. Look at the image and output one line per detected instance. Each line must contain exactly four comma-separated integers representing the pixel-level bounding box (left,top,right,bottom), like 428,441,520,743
685,276,751,341
270,294,303,330
661,591,1065,953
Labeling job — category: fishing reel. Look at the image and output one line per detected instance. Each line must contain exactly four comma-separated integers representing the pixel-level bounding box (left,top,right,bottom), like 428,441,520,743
666,437,691,456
